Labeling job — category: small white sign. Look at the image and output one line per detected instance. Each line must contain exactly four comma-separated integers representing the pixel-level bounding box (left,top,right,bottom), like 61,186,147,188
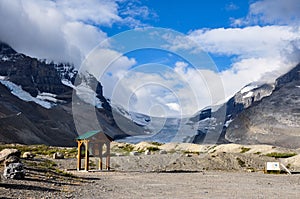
266,162,280,171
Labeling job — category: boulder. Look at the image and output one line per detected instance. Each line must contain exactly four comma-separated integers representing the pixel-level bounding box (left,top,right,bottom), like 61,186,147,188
4,156,20,167
0,149,21,162
53,152,64,159
145,150,151,155
22,152,35,159
3,162,25,179
159,150,167,155
130,151,139,156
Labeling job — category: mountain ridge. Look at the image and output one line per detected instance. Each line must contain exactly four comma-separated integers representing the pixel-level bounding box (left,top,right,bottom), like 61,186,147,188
225,63,300,148
0,42,299,148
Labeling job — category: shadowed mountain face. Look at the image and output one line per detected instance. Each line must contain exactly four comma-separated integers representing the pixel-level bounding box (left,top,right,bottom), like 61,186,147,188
225,63,300,148
0,42,73,97
0,42,75,145
0,42,125,146
0,82,77,146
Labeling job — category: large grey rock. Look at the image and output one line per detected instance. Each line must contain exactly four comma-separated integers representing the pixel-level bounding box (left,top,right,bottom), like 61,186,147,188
53,152,64,159
130,151,139,156
3,162,25,179
159,150,167,155
0,149,21,162
22,152,35,159
4,156,20,167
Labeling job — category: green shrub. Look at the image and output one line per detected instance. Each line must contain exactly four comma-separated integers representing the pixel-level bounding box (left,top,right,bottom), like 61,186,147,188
240,147,251,153
265,152,296,158
183,151,200,155
0,144,77,158
146,146,160,152
236,157,246,167
150,142,163,146
118,144,134,152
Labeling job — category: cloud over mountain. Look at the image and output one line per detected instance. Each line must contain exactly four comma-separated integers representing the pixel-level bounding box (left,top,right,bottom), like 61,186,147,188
0,0,153,66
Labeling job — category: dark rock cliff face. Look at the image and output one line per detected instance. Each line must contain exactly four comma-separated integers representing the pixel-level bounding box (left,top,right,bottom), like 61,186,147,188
0,42,125,146
0,82,77,146
191,81,275,144
0,42,71,97
225,63,300,148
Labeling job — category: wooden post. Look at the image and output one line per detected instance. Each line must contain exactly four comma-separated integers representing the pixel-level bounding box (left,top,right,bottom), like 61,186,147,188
77,141,82,171
99,156,103,170
106,142,110,170
99,143,103,170
84,140,89,171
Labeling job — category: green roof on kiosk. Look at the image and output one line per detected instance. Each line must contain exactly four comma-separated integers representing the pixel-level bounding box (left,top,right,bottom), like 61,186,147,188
76,130,100,140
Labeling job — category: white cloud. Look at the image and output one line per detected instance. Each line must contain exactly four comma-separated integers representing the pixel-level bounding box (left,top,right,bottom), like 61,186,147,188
189,26,299,58
0,0,153,66
166,103,180,112
232,0,300,26
105,61,224,117
188,25,300,98
56,0,121,26
248,0,300,25
225,2,239,11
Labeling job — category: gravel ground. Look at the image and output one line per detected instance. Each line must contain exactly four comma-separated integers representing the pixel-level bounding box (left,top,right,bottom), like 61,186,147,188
1,154,300,199
65,171,300,199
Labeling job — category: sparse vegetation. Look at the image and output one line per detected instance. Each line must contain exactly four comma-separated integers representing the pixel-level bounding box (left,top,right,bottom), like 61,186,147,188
118,144,134,152
89,160,96,167
149,142,163,146
254,151,261,155
240,147,251,153
236,157,246,167
0,144,77,158
265,152,296,158
183,151,200,155
146,146,160,152
112,144,135,155
55,169,76,178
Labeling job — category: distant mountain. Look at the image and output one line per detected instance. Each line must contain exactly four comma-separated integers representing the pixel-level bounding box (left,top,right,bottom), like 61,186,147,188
1,41,299,148
0,42,124,146
225,63,300,148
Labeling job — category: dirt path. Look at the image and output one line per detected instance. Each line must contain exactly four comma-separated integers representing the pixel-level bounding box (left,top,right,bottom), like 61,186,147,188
68,171,300,199
1,159,300,198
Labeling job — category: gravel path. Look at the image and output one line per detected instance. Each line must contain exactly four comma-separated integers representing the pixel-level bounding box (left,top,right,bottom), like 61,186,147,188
1,149,300,198
69,171,300,199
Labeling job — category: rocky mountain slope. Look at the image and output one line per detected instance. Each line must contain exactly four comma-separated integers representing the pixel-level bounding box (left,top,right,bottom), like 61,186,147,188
1,41,299,148
0,42,124,146
225,63,300,148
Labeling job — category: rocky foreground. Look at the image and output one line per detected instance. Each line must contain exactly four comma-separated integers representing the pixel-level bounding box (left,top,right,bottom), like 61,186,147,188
1,142,300,198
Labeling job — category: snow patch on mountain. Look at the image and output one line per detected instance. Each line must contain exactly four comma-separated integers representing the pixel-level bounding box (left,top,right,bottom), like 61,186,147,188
61,79,75,89
1,56,10,61
240,84,258,94
129,112,151,127
224,118,233,128
0,79,54,109
242,91,254,99
36,92,66,103
75,82,102,108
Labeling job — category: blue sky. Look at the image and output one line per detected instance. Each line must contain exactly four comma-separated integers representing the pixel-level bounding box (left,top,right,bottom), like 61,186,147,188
142,0,249,31
101,0,250,71
0,0,300,116
103,0,250,35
